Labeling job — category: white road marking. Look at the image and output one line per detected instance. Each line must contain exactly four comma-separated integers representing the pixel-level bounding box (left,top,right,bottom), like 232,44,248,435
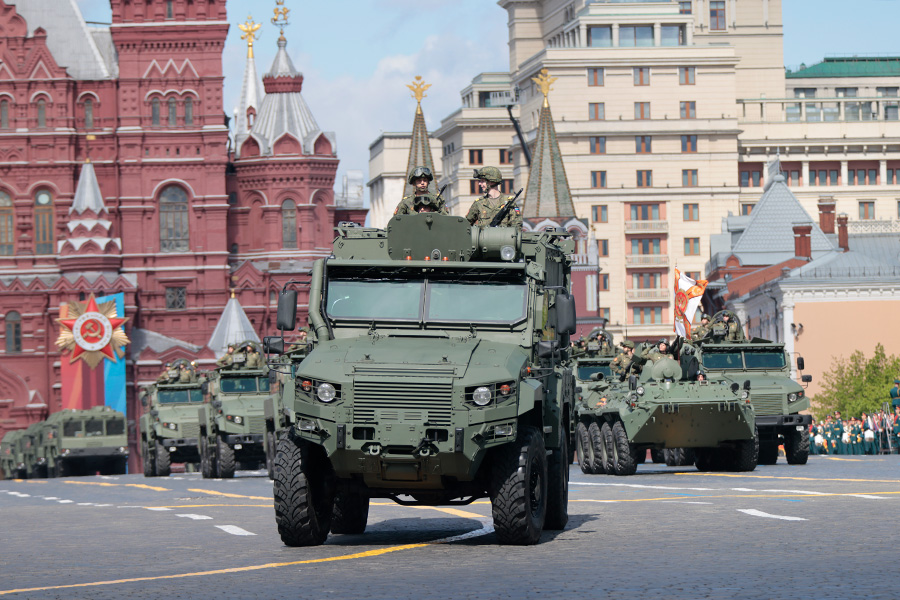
176,514,213,520
215,525,256,536
737,509,807,521
43,497,60,500
58,500,74,503
660,501,713,504
9,492,29,497
92,504,112,507
77,503,95,506
431,521,494,544
117,506,144,509
571,482,714,491
145,507,173,511
849,494,886,500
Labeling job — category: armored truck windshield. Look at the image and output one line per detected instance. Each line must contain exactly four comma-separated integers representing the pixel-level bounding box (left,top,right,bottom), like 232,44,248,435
702,349,786,370
158,389,204,404
220,376,270,394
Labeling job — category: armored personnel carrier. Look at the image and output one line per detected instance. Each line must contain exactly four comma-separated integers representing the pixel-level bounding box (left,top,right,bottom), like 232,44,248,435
1,429,27,479
265,214,576,546
198,341,271,478
691,310,811,465
575,355,758,475
139,359,205,477
36,406,129,477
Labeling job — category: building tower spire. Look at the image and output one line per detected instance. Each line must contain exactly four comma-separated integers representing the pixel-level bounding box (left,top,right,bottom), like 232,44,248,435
234,15,263,148
403,76,437,197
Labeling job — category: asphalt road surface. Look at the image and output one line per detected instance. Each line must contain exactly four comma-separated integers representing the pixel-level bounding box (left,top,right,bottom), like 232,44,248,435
2,454,899,600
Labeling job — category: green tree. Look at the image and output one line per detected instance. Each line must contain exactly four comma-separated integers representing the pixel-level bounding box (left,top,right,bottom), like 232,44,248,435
813,344,900,418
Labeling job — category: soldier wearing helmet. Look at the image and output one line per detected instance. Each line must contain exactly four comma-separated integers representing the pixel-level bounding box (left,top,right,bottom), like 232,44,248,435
646,338,672,363
691,313,712,342
394,166,448,216
466,166,522,228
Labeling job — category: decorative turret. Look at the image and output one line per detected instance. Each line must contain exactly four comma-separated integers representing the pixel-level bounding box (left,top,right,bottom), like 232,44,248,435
234,15,264,150
207,291,261,358
403,76,438,198
57,160,122,272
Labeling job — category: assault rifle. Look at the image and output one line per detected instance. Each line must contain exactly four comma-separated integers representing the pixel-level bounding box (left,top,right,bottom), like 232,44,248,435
489,188,524,227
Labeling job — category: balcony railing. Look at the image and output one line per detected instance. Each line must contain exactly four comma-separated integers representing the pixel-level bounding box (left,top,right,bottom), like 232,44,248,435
624,220,668,234
625,254,669,267
626,289,670,302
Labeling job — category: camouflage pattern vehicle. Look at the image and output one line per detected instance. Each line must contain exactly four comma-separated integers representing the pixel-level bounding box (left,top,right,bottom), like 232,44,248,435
36,406,129,477
691,311,811,465
139,359,205,477
574,356,758,475
198,341,271,478
1,429,27,479
266,214,576,546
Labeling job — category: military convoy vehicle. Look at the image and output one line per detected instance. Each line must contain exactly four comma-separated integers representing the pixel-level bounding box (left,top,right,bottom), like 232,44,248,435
691,311,811,465
264,340,312,479
36,406,128,477
140,359,205,477
198,342,270,478
20,422,45,478
1,429,27,479
265,214,576,546
575,355,758,475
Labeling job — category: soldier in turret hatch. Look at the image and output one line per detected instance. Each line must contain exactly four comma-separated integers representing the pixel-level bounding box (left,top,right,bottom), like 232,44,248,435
466,166,522,228
394,167,448,215
722,312,745,342
691,313,711,342
157,363,173,383
216,344,235,368
245,344,263,368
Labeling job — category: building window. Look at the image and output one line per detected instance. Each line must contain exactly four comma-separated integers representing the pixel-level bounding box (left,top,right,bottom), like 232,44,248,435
679,1,692,15
859,201,875,220
151,98,160,126
592,205,608,223
810,169,839,186
785,170,801,186
588,67,604,86
499,149,513,164
681,135,697,153
710,1,726,30
620,25,654,47
168,97,177,126
589,136,606,154
682,169,698,187
599,307,610,322
633,273,661,289
685,271,701,281
469,180,480,195
679,67,696,85
589,102,605,120
587,26,612,47
741,204,754,216
598,239,609,257
37,99,47,128
635,136,652,154
633,67,650,86
887,169,897,185
34,190,54,255
634,102,651,120
661,25,685,47
897,200,900,219
631,204,659,220
469,149,483,165
848,169,878,185
500,179,514,194
600,274,609,292
636,170,652,188
165,287,186,310
684,237,700,255
159,185,189,252
185,98,194,126
591,171,607,189
5,311,21,353
0,99,8,129
282,199,297,248
84,99,94,129
680,101,696,119
0,191,12,256
633,307,663,325
166,0,174,18
631,238,661,254
683,203,699,221
740,170,762,187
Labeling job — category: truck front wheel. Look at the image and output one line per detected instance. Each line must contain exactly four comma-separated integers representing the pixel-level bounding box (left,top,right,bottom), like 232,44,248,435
490,426,547,545
155,443,171,477
545,434,569,531
142,440,155,477
200,437,216,479
216,434,236,479
784,428,810,465
274,434,335,547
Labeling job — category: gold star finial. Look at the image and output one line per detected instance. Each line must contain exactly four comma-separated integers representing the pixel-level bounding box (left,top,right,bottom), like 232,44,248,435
532,68,557,108
271,0,290,41
406,76,431,114
238,15,261,58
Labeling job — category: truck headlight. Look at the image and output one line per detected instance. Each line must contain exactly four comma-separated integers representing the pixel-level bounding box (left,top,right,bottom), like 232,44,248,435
636,386,645,396
226,415,244,424
787,392,798,402
472,386,492,406
164,422,178,431
741,391,750,400
317,383,336,403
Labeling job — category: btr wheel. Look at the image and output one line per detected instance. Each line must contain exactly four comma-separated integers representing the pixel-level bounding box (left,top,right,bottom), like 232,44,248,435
575,422,595,475
142,440,155,477
544,433,569,531
611,421,638,476
490,426,547,545
216,434,235,479
155,442,171,477
650,449,666,464
784,428,810,465
330,490,370,535
730,428,760,472
599,422,615,474
587,422,606,474
274,433,335,546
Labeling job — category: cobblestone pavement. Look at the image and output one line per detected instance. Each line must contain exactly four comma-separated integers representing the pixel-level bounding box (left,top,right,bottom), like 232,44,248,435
2,455,899,599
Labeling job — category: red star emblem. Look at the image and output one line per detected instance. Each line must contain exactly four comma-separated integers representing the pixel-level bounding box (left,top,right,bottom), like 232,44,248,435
58,295,128,363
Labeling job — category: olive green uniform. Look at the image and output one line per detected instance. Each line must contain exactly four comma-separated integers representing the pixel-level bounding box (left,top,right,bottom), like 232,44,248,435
691,324,710,342
394,193,449,216
245,350,263,369
466,194,523,228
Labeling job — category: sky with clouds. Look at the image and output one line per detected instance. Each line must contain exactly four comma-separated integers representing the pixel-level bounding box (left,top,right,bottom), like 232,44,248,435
73,0,900,199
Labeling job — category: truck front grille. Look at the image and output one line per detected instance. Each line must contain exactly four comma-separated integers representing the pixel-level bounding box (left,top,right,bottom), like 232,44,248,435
180,423,200,439
246,416,266,433
751,394,785,416
353,380,453,426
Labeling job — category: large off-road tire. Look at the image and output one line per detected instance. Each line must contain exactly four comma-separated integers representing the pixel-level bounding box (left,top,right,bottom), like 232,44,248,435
142,440,155,477
545,434,569,531
274,433,335,547
784,428,810,465
650,449,666,464
330,490,370,535
490,426,547,545
665,448,683,466
600,422,615,474
200,436,215,479
758,440,779,465
216,434,236,479
265,430,276,480
575,422,595,475
730,429,760,472
155,443,171,477
588,422,606,474
611,421,639,476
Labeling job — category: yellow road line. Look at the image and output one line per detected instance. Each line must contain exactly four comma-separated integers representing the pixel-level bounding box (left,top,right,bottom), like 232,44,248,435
822,457,864,462
676,472,900,484
19,480,47,484
65,481,171,492
572,490,900,503
411,505,484,519
151,504,271,509
0,544,428,596
187,488,270,500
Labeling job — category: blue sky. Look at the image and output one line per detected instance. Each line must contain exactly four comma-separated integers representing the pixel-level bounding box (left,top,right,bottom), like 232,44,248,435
73,0,900,195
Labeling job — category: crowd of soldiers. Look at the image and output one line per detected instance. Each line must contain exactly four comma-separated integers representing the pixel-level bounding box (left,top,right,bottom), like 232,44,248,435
156,360,202,384
215,343,264,369
810,407,900,455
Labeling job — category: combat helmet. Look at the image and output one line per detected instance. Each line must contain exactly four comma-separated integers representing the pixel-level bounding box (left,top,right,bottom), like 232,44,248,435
408,166,433,185
475,165,503,184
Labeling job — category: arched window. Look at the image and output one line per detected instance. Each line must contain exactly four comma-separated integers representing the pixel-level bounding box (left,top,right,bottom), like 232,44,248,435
281,199,297,249
159,185,189,252
151,98,160,126
34,190,54,254
184,98,194,126
166,0,174,18
168,97,177,126
0,100,8,129
84,98,94,129
5,311,21,353
0,191,13,255
37,99,46,128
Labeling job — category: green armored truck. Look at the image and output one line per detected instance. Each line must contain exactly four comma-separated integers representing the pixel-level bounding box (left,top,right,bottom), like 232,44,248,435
36,406,129,477
264,337,312,479
140,359,205,477
1,429,27,479
265,214,576,546
692,312,811,465
198,342,271,478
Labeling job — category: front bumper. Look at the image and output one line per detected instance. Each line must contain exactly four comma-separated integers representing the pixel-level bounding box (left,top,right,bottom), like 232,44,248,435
59,447,130,458
627,401,757,447
756,413,812,428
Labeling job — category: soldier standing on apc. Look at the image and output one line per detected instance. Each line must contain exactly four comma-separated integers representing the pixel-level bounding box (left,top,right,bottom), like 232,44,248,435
395,167,448,215
466,166,522,228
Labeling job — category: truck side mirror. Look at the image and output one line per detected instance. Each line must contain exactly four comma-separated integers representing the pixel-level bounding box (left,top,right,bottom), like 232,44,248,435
796,356,805,371
276,290,298,331
555,293,577,335
264,336,285,355
801,374,812,383
537,340,559,359
201,382,209,395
